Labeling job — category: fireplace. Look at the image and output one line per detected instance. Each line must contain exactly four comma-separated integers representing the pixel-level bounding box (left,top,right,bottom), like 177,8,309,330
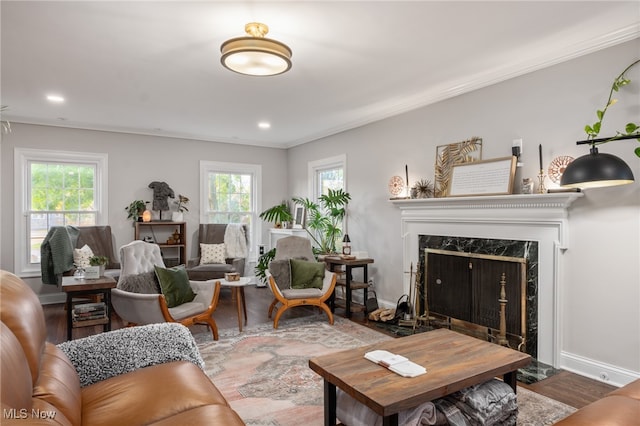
419,236,537,357
392,193,582,367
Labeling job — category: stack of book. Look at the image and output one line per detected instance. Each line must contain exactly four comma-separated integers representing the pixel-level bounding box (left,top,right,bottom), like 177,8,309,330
72,302,106,322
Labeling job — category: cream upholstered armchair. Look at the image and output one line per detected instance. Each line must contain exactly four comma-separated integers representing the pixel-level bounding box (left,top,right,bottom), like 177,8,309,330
111,240,221,340
266,236,337,329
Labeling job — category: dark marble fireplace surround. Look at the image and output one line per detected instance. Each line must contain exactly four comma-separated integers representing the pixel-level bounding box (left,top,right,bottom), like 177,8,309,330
419,235,538,357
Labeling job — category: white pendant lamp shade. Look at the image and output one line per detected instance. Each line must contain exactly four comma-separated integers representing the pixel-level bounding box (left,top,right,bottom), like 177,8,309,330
221,23,292,76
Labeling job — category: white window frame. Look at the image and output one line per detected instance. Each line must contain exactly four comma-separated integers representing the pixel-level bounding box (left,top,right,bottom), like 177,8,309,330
200,160,262,262
307,154,347,200
14,148,108,277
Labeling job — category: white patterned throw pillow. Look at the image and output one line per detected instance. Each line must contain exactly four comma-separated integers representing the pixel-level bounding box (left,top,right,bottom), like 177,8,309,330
200,243,226,264
73,244,94,268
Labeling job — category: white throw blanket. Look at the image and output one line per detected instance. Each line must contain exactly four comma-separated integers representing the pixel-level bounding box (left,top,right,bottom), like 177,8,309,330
224,223,248,258
337,388,437,426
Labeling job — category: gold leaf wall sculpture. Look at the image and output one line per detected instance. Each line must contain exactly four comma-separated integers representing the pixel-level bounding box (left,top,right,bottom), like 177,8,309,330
434,137,483,197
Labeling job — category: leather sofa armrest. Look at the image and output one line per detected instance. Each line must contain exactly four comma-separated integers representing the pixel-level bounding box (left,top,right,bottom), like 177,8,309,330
57,323,204,387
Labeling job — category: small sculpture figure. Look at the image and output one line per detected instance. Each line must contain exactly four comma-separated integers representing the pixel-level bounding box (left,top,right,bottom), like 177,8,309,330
148,181,175,212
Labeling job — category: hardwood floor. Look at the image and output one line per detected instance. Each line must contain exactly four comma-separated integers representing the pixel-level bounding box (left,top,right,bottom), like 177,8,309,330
44,285,616,409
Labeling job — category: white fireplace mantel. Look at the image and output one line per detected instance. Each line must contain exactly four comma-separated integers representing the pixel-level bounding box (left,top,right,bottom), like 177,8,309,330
390,192,583,210
391,192,583,248
391,192,584,367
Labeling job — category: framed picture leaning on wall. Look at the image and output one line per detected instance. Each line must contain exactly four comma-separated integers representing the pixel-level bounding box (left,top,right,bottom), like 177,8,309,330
448,156,517,197
293,205,306,228
434,137,483,197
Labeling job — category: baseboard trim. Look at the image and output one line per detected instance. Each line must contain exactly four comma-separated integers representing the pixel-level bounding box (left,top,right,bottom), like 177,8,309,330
39,293,66,305
560,350,639,387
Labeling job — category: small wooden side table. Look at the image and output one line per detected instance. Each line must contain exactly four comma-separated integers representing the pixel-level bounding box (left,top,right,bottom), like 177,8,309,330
324,257,374,318
61,276,117,340
219,277,253,332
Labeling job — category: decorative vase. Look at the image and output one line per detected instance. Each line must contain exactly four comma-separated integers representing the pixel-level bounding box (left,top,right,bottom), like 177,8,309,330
172,212,184,222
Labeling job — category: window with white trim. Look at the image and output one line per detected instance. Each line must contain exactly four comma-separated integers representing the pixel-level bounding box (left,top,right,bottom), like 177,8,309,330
308,154,346,200
15,149,108,276
200,161,261,260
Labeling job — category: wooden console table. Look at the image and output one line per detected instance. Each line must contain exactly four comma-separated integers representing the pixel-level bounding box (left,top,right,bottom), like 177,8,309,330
324,257,373,318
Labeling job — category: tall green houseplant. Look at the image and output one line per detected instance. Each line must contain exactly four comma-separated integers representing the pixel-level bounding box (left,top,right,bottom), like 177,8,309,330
293,188,351,254
255,189,351,285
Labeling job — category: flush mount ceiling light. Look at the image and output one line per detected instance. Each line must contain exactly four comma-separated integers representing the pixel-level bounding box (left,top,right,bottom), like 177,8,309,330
220,22,292,76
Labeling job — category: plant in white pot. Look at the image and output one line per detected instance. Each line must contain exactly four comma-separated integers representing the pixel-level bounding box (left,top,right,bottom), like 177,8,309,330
172,194,189,222
86,255,108,278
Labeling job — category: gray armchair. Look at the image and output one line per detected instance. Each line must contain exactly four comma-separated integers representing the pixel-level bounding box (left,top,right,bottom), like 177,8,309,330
40,225,120,285
186,224,248,281
75,225,120,279
111,240,220,340
266,236,337,329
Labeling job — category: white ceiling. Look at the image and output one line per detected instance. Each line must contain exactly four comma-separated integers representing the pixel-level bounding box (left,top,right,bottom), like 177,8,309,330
2,1,639,148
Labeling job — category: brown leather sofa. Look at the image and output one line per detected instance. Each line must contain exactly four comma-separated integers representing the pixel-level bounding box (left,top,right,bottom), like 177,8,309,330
553,378,640,425
0,270,245,426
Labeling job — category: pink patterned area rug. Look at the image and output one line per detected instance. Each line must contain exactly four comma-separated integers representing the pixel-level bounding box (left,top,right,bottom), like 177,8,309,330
195,315,576,426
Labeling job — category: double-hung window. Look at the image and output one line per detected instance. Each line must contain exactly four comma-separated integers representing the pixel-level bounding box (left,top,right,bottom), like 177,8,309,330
15,148,108,276
308,154,346,200
200,161,261,260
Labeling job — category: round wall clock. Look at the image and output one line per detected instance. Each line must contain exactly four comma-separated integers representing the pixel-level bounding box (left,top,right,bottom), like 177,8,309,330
548,156,574,184
388,175,405,197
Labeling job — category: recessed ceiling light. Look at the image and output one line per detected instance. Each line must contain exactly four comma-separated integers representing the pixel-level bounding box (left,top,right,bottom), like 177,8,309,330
46,94,65,103
258,121,271,129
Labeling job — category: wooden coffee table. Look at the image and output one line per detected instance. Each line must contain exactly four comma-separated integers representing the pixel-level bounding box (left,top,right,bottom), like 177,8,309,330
309,328,531,426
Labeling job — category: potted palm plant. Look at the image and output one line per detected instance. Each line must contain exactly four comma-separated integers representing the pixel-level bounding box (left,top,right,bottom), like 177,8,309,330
258,201,293,229
293,188,351,255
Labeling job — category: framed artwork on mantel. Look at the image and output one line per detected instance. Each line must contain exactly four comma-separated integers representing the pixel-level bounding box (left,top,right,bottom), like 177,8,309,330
434,137,483,197
448,156,517,197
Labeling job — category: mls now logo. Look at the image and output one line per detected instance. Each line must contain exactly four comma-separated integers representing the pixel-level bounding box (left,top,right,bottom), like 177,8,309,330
4,408,56,420
3,409,28,419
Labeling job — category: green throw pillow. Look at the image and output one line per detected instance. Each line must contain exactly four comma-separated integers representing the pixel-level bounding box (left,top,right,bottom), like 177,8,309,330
289,259,325,289
154,265,196,308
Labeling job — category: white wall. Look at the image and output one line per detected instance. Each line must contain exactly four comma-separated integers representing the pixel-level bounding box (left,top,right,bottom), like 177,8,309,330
0,124,288,299
288,40,640,384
